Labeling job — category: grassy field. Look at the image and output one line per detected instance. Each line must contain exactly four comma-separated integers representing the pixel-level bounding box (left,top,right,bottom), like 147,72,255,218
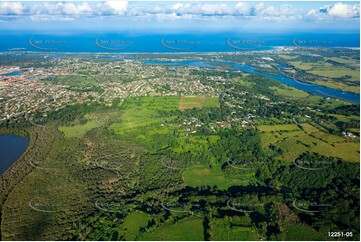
59,120,101,138
259,123,360,162
109,96,252,189
238,79,254,87
110,96,180,135
313,79,360,94
171,135,219,158
203,96,220,108
122,211,151,241
290,61,314,71
329,114,360,123
110,96,220,159
290,61,359,80
258,124,300,132
182,164,252,189
269,86,310,99
324,57,359,65
179,96,219,111
139,216,204,241
289,60,360,93
210,217,259,241
281,223,325,241
278,55,298,60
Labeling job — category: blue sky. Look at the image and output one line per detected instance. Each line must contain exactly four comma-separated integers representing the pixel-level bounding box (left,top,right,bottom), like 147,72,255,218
0,1,359,33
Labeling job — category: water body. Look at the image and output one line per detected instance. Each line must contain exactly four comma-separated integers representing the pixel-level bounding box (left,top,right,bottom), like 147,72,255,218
0,135,29,175
0,71,22,76
144,60,360,103
0,32,359,52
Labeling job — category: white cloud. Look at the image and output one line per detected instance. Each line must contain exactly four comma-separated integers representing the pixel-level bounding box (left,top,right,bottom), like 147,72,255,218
105,0,128,15
166,2,297,18
171,3,183,11
0,2,25,15
322,2,359,18
62,3,93,15
1,1,127,16
254,3,270,16
253,3,297,17
0,1,358,22
168,3,233,16
307,2,359,20
200,4,233,15
279,5,296,16
235,2,251,16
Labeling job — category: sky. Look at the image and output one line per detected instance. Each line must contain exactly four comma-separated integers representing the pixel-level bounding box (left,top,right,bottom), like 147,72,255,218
0,1,359,34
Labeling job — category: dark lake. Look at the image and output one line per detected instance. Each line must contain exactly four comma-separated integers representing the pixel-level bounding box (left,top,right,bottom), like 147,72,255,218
0,71,22,76
0,135,29,175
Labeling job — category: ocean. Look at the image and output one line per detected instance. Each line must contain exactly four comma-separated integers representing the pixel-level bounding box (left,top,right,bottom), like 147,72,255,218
0,32,359,53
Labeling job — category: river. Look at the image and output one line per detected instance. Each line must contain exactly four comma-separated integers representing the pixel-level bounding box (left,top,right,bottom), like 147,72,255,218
144,60,360,103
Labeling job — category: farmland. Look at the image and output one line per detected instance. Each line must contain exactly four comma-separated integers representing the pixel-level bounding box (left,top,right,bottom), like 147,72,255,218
210,217,259,241
139,217,204,241
289,58,360,94
259,122,359,162
182,164,253,189
178,95,219,111
59,120,101,138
